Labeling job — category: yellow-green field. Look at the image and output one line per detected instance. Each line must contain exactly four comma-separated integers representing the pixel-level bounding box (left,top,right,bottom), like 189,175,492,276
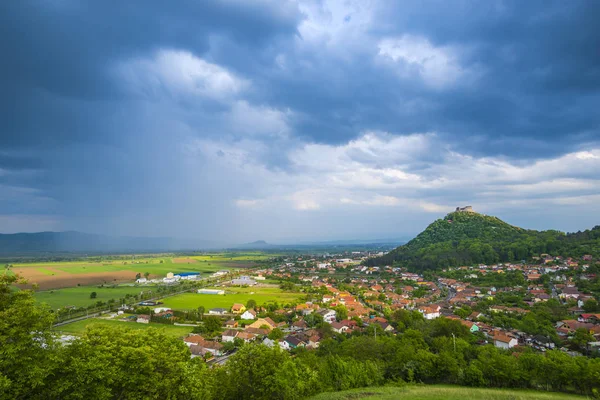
161,286,304,310
309,385,584,400
11,252,274,290
54,318,194,338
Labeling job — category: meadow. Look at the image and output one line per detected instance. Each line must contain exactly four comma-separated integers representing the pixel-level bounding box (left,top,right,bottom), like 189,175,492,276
54,318,194,338
309,385,584,400
35,284,157,309
161,286,304,310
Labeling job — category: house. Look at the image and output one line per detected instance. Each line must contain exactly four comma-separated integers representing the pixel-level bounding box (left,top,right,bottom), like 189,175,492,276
317,309,337,324
247,317,277,331
462,320,479,333
209,307,228,315
493,332,518,349
136,315,150,324
231,303,246,314
291,320,308,331
192,341,224,357
236,331,256,343
284,335,306,349
376,321,394,332
418,305,441,320
225,319,238,328
222,329,239,342
331,321,349,334
183,334,205,347
240,309,257,320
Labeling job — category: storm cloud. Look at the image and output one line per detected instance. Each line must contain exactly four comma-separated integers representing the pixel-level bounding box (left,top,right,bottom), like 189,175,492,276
1,0,599,243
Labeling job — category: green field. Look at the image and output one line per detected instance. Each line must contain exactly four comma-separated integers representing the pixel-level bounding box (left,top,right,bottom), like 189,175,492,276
14,253,272,277
309,385,583,400
35,285,158,309
161,286,304,310
54,318,194,338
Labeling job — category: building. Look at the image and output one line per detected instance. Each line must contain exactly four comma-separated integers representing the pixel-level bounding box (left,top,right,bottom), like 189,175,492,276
136,315,150,324
208,308,228,315
231,276,257,286
231,303,246,314
240,309,257,320
317,309,337,324
198,289,225,295
493,332,518,349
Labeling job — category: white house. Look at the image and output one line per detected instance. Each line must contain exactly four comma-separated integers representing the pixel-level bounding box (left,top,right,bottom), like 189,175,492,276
318,309,337,324
240,309,257,320
418,305,441,320
209,308,228,315
222,329,239,343
136,315,150,324
493,332,518,349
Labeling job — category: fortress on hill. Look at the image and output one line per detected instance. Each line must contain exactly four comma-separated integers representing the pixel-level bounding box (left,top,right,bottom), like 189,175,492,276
455,205,476,213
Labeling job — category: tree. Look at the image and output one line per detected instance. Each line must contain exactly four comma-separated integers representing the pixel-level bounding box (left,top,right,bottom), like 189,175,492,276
333,305,348,321
571,328,594,353
202,315,223,335
583,299,599,313
51,325,204,399
144,272,150,279
90,291,97,299
0,273,57,398
246,299,257,309
268,328,284,340
197,306,205,320
135,273,141,280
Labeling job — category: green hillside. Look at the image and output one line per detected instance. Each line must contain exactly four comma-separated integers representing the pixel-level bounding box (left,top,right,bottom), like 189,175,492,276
366,210,600,269
310,385,584,400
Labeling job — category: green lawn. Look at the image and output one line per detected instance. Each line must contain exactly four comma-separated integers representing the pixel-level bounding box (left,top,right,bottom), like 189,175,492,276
35,285,157,309
54,318,194,338
309,385,584,400
161,286,304,310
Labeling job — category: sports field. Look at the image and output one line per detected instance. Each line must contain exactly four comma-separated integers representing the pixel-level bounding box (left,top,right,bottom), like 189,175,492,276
11,252,273,290
161,286,304,310
309,385,583,400
54,318,194,338
35,284,157,309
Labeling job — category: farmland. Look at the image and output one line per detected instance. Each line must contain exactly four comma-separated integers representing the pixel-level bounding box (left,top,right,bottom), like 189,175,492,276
161,286,305,310
34,284,158,309
54,318,194,338
8,251,275,290
309,385,584,400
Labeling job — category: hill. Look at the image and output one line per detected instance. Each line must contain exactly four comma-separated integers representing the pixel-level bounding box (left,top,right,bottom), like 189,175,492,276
309,385,583,400
366,209,600,270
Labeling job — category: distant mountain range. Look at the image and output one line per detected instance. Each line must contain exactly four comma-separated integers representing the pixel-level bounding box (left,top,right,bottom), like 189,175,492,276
0,231,219,254
366,209,600,270
0,231,404,255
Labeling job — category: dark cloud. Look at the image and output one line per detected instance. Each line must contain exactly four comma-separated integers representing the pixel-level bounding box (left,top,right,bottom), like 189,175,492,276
1,0,599,239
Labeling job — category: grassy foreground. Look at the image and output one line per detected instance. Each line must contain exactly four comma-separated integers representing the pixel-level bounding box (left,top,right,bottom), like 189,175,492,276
309,385,584,400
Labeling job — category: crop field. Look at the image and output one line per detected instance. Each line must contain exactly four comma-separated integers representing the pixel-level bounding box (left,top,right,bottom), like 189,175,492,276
161,286,304,310
10,252,274,290
309,385,584,400
35,284,158,309
54,318,194,338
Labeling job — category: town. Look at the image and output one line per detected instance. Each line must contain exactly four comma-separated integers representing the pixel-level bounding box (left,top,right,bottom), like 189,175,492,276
84,250,600,363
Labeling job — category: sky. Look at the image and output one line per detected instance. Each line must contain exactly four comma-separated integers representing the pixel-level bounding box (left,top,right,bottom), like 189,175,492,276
1,0,600,244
